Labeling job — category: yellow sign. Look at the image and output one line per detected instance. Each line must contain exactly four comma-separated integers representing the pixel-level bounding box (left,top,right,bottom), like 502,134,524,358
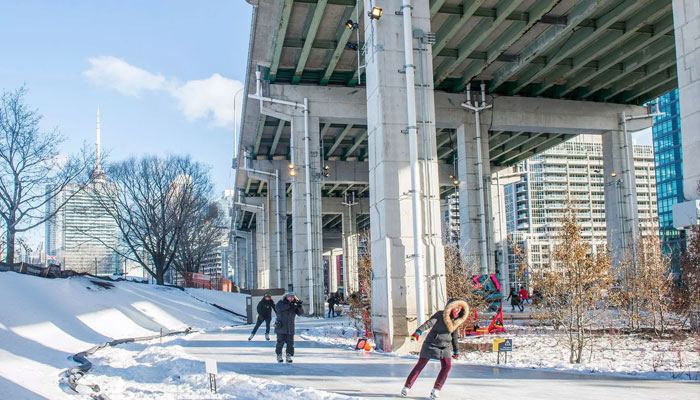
492,339,505,352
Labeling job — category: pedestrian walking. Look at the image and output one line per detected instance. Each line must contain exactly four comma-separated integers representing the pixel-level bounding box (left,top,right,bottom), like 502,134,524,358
507,288,522,312
401,299,469,399
249,293,276,341
328,291,338,318
518,286,530,310
274,292,304,363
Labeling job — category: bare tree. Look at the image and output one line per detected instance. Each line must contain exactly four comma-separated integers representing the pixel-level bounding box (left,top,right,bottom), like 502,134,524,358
533,206,614,363
443,244,491,314
612,229,674,335
172,207,225,279
0,87,92,263
678,223,700,331
347,231,372,331
90,155,213,285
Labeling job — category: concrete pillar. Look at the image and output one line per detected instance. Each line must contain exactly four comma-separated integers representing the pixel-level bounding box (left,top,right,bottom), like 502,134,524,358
603,128,639,266
492,171,510,299
342,205,359,294
364,0,446,354
456,121,495,275
232,230,252,289
291,115,324,315
673,0,700,200
328,249,338,293
254,207,268,289
268,178,289,289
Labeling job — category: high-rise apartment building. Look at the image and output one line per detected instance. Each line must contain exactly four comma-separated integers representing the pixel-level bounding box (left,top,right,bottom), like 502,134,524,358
652,89,684,265
500,135,658,288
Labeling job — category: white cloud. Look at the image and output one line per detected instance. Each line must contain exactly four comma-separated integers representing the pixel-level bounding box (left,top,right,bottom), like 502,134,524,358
171,73,243,128
83,56,167,96
83,56,243,128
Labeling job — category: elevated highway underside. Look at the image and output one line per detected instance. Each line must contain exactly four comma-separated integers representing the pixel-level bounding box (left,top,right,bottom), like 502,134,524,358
234,0,682,353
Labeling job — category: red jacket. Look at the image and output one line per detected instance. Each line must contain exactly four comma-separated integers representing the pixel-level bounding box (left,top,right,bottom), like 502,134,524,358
518,289,529,300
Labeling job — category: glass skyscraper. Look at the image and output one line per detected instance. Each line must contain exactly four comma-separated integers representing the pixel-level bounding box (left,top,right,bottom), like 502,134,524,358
652,89,684,265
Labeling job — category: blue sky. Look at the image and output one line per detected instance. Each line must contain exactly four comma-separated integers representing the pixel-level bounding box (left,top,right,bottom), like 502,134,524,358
0,0,252,196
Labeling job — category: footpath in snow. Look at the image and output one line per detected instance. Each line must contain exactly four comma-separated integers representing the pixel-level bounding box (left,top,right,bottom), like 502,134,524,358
183,318,700,400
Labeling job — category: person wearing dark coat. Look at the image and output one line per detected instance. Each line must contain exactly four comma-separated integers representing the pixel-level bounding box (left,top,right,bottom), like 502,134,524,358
401,299,469,400
274,292,304,363
249,293,276,341
507,288,523,312
328,292,338,318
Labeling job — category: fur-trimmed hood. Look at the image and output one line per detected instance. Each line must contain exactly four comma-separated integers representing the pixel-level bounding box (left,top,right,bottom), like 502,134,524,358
443,299,469,333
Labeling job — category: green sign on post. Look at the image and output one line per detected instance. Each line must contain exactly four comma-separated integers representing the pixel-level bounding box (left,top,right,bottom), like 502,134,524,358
493,338,512,364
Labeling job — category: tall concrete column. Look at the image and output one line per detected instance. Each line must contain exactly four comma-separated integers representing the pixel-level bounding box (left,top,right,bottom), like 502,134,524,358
603,128,639,266
268,177,288,289
673,0,700,200
254,208,269,289
328,249,338,293
456,121,495,275
364,0,446,354
291,115,324,315
341,206,359,294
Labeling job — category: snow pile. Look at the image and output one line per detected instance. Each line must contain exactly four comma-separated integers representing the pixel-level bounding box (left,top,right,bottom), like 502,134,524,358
186,287,248,316
0,272,246,399
458,325,700,380
81,335,352,400
299,322,364,349
301,320,700,380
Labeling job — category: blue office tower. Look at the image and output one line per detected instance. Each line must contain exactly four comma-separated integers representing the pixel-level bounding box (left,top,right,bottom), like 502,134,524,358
652,89,684,268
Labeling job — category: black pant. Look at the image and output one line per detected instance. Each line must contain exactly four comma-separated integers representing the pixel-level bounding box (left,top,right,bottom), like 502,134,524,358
328,303,336,317
251,316,271,335
276,333,295,356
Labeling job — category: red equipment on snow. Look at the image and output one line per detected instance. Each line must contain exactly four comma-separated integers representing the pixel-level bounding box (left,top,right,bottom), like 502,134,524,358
461,308,505,336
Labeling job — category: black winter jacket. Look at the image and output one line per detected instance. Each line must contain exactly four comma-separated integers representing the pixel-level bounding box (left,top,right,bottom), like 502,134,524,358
257,298,276,320
275,298,304,335
414,299,469,360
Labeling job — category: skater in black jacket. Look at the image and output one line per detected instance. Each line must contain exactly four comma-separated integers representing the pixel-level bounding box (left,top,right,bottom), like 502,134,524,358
249,293,276,341
401,299,469,400
274,292,304,363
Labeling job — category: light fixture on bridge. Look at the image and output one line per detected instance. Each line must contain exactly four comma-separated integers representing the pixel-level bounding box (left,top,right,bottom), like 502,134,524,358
453,180,460,186
369,7,382,20
288,163,296,177
345,19,358,30
324,164,330,171
610,172,617,177
449,174,455,179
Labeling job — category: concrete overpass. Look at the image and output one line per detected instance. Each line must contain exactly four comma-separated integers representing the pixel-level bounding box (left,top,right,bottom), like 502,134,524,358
232,0,697,354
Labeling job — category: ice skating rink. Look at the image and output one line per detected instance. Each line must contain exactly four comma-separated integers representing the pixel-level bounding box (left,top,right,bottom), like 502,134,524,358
184,319,699,400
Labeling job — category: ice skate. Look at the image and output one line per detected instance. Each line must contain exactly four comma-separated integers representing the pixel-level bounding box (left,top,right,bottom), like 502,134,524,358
276,353,283,363
286,353,293,363
429,388,440,399
400,386,409,397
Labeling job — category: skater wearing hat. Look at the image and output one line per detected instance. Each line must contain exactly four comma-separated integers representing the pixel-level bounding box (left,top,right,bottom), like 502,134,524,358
274,292,304,363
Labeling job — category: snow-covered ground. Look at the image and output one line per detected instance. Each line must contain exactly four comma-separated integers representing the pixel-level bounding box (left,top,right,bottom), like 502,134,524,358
301,318,700,381
81,334,351,400
0,271,247,399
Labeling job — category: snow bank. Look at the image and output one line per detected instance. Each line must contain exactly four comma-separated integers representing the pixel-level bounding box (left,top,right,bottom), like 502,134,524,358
186,287,248,316
81,336,352,400
0,272,246,399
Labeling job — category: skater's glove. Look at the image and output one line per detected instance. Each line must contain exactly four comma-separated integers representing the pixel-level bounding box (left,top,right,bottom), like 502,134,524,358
410,331,421,341
452,351,460,360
